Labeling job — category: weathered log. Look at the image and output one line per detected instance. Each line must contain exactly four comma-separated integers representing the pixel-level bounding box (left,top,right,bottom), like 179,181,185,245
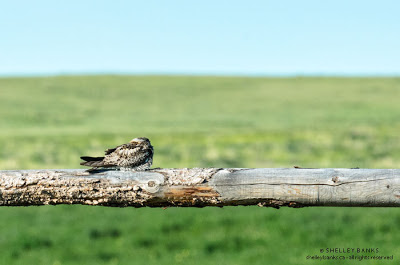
1,168,400,208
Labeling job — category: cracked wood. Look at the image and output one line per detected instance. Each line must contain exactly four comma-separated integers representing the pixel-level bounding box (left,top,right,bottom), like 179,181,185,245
1,168,400,207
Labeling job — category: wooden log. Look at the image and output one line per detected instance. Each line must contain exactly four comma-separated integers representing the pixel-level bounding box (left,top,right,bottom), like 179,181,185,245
1,168,400,208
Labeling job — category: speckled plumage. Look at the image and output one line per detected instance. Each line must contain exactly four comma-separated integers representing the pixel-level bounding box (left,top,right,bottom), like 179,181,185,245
80,137,153,171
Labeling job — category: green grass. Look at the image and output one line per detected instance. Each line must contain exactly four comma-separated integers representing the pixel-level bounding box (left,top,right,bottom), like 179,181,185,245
0,75,400,264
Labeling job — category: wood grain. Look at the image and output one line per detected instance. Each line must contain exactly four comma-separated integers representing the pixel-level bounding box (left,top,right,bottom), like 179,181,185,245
1,168,399,207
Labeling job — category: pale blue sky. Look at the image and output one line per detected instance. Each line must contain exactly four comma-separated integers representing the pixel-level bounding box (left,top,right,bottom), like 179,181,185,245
0,0,399,76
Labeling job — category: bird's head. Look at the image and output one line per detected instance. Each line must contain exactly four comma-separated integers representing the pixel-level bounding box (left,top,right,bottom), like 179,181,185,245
130,137,151,145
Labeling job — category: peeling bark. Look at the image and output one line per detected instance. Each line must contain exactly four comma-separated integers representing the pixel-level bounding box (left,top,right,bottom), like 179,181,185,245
1,168,400,207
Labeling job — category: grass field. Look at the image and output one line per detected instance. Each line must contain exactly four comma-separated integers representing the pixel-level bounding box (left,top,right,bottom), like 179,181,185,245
0,75,400,264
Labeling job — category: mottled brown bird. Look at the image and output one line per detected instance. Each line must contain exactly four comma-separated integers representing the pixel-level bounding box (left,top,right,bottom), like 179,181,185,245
80,137,153,171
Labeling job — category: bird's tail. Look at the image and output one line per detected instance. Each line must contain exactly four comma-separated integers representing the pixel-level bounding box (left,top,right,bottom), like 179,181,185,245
80,156,105,167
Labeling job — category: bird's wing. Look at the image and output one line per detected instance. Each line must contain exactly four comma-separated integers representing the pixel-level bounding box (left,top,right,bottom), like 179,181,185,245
105,145,121,155
103,143,152,167
105,141,141,154
104,147,117,155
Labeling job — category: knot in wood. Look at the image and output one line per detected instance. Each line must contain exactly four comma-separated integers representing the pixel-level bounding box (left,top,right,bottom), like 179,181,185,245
140,179,161,194
332,176,340,183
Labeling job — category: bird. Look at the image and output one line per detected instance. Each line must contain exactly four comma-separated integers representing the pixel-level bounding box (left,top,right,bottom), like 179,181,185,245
80,137,153,172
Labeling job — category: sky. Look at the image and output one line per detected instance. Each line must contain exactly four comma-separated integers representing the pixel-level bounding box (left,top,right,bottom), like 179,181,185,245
0,0,399,76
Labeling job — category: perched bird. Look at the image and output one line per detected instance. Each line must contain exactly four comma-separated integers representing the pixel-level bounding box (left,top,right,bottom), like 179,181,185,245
80,137,153,172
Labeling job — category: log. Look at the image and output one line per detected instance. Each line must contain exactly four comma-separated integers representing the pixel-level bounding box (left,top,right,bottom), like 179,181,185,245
1,168,400,208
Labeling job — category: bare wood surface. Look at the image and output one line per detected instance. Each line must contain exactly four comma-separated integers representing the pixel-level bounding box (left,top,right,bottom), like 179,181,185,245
1,168,400,208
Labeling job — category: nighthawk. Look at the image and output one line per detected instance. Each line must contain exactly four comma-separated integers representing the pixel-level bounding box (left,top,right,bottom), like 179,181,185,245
80,137,153,172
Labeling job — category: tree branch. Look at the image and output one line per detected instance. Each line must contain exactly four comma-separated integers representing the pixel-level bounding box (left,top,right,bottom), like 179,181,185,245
1,168,400,208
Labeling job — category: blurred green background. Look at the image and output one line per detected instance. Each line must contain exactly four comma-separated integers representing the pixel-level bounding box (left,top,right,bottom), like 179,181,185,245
0,75,400,264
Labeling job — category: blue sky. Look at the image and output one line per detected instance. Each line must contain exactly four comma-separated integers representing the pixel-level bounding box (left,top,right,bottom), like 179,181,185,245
0,0,399,76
